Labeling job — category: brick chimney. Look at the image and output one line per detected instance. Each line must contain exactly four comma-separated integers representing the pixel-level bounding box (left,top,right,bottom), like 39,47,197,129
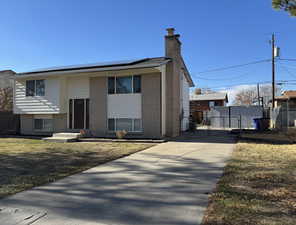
165,28,181,58
164,28,182,137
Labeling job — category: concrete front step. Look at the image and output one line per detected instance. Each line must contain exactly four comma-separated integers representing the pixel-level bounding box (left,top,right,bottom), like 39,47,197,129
42,137,78,143
52,132,81,138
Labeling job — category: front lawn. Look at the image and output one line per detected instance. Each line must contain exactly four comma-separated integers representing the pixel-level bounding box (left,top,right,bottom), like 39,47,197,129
0,138,155,198
202,141,296,225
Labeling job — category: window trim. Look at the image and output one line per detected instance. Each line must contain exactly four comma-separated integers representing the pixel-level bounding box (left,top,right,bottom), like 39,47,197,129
108,75,141,95
108,118,143,133
35,80,45,96
26,79,45,97
34,118,53,132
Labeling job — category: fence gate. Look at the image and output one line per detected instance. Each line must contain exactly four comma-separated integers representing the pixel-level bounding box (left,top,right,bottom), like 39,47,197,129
204,106,264,129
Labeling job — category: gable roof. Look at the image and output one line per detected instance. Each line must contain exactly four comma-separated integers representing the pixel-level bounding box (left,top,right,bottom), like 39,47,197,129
16,57,194,86
190,92,228,102
275,90,296,100
17,57,170,76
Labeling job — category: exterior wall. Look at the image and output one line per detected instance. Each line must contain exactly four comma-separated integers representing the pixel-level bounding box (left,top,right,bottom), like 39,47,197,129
190,99,225,113
59,78,67,113
14,76,90,115
89,77,107,136
14,78,61,114
20,114,34,135
20,114,67,135
17,69,163,138
181,73,189,131
275,99,296,108
67,77,90,99
165,35,182,137
142,73,161,138
89,73,161,139
107,94,141,118
53,114,67,132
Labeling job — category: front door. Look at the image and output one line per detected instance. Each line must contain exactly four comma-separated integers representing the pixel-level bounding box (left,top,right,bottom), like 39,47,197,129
74,99,85,129
69,99,89,130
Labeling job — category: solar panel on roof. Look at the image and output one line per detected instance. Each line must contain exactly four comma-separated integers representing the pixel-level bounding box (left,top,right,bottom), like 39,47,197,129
24,59,142,73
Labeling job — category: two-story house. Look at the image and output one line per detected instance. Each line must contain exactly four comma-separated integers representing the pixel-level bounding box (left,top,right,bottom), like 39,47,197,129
13,28,194,139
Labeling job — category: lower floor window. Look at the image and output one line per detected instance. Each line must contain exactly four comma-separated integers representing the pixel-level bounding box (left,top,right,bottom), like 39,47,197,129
108,118,142,132
34,119,53,131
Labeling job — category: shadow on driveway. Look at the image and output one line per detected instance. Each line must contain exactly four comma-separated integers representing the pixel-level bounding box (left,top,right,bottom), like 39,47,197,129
0,132,236,225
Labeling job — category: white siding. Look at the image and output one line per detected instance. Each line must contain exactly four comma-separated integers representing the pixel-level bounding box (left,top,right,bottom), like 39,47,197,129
181,73,190,131
14,78,60,114
107,94,141,118
67,77,89,99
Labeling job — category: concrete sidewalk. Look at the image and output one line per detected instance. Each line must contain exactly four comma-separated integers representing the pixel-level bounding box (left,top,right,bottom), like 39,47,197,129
0,132,235,225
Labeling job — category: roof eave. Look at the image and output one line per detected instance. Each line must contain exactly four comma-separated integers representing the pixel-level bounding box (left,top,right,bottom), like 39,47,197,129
15,61,171,79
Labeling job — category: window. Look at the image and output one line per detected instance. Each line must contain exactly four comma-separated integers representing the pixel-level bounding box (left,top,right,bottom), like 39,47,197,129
34,119,43,130
26,80,35,96
108,75,141,94
116,118,133,132
133,75,141,93
116,76,132,94
108,118,115,131
209,101,215,107
108,118,142,132
26,80,45,96
134,119,142,132
36,80,45,96
34,119,53,131
108,77,115,94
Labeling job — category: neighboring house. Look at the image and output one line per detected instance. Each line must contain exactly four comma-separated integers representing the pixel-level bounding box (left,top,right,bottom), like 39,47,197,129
0,70,15,111
275,90,296,108
13,28,194,138
271,90,296,129
190,92,228,123
0,70,19,134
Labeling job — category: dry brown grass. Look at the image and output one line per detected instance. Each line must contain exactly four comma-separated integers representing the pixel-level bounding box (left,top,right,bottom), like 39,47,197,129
240,132,292,143
0,138,155,198
202,141,296,225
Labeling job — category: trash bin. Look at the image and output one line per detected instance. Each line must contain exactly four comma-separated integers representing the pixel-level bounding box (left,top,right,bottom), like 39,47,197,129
260,118,270,130
253,118,260,130
253,118,270,131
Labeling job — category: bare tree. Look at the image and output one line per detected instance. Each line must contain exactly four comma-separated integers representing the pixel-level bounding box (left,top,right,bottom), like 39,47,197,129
233,88,257,106
233,85,281,107
0,87,13,111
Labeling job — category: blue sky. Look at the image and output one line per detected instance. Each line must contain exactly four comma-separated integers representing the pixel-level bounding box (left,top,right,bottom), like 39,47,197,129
0,0,296,94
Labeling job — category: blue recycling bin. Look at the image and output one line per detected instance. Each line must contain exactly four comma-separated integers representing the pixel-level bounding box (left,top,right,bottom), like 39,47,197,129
253,118,260,130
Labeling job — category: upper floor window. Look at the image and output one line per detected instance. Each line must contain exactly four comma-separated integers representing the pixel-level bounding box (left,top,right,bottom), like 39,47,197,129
209,101,216,107
26,80,45,97
108,75,141,94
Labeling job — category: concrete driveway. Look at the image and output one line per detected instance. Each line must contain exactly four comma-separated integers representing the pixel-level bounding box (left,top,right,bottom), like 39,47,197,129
0,131,235,225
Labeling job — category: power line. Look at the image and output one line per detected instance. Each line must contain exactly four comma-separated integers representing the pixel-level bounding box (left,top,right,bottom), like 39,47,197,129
192,70,255,81
279,58,296,62
196,59,271,74
199,79,296,90
278,62,296,78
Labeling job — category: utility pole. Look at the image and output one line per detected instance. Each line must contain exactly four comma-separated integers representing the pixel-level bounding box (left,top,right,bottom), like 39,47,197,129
257,83,260,106
272,33,275,109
